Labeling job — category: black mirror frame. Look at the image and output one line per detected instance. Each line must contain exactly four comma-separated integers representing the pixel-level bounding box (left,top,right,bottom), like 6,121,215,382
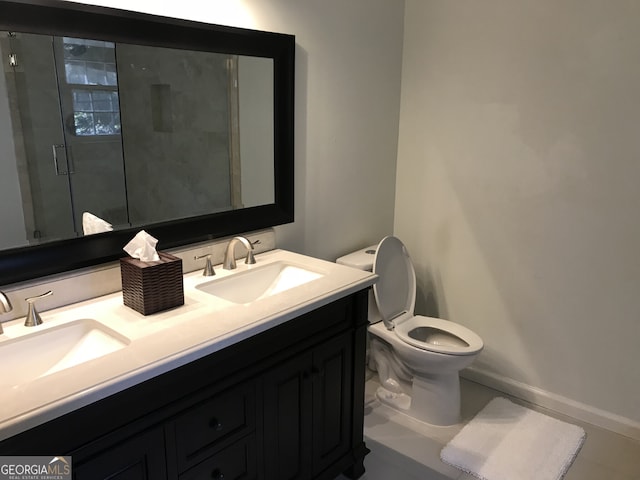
0,0,294,285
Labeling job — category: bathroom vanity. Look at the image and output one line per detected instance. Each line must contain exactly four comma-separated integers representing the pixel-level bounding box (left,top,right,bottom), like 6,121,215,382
0,250,376,480
0,3,374,477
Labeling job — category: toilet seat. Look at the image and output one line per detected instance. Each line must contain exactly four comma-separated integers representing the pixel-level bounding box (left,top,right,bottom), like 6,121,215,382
394,315,483,355
373,236,482,356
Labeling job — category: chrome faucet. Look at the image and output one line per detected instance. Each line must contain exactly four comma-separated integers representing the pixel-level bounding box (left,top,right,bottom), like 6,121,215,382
24,290,52,327
0,291,13,334
223,236,256,270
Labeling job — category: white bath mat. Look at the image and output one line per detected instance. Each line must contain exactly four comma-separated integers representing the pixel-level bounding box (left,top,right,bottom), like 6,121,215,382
440,397,586,480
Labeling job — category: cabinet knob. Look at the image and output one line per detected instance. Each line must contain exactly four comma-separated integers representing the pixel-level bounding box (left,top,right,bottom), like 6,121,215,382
211,468,224,479
209,418,223,431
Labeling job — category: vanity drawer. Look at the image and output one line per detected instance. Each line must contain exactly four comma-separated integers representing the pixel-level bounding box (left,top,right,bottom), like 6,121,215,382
174,383,256,472
179,436,257,480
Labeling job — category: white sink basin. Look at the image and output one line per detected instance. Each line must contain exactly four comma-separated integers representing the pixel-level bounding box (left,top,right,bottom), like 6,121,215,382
0,319,130,388
196,261,325,304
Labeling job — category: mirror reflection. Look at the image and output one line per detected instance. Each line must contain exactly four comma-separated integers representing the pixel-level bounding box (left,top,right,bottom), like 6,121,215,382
0,31,274,250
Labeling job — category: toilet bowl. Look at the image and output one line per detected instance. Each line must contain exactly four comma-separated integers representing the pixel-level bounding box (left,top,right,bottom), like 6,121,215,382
337,236,483,426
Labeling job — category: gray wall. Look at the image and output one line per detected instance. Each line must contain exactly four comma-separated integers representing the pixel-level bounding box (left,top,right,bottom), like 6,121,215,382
395,0,640,431
269,0,404,260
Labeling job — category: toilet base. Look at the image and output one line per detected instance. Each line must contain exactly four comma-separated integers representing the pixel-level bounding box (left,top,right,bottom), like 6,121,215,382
376,386,411,411
375,372,462,426
410,373,461,426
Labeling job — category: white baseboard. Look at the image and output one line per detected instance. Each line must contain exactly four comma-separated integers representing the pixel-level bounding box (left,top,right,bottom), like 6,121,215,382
462,366,640,442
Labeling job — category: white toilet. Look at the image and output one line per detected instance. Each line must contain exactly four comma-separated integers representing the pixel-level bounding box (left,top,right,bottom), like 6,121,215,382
337,236,483,426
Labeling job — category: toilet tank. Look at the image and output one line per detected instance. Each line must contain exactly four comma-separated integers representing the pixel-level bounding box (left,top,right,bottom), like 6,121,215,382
336,246,382,323
336,246,377,272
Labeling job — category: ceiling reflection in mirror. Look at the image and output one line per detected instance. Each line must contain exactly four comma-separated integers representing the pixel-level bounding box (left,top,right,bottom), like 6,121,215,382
0,31,274,250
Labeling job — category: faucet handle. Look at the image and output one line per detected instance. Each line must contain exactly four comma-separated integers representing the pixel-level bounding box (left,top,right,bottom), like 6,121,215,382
24,290,52,327
195,254,215,277
243,239,261,265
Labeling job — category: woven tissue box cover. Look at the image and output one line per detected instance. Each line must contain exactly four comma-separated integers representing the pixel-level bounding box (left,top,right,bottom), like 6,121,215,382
120,252,184,315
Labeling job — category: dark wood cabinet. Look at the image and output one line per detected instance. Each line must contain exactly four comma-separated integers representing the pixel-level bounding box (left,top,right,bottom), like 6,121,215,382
263,332,353,480
73,427,167,480
263,350,314,480
0,290,370,480
311,333,353,477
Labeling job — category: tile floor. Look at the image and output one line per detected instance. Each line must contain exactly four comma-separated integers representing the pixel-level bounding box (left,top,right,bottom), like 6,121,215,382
338,372,640,480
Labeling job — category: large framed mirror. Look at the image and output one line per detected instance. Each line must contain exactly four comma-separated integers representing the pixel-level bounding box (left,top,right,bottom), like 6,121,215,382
0,0,294,285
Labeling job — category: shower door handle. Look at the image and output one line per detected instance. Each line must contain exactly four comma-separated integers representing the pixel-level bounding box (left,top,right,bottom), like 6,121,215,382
52,143,67,175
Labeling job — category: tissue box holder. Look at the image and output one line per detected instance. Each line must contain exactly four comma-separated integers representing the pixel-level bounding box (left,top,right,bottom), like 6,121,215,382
120,252,184,315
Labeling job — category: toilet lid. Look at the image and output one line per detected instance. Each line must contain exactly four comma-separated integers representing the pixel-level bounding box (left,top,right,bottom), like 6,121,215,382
373,236,416,329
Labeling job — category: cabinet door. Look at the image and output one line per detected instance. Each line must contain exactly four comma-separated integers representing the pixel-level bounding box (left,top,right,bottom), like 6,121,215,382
311,333,353,477
263,332,354,480
263,351,313,480
73,427,166,480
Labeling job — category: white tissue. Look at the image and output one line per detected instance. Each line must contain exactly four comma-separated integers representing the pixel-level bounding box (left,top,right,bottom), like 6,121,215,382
82,212,113,235
123,230,160,262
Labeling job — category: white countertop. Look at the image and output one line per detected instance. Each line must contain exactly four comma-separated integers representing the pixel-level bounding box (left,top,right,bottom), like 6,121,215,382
0,249,377,441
